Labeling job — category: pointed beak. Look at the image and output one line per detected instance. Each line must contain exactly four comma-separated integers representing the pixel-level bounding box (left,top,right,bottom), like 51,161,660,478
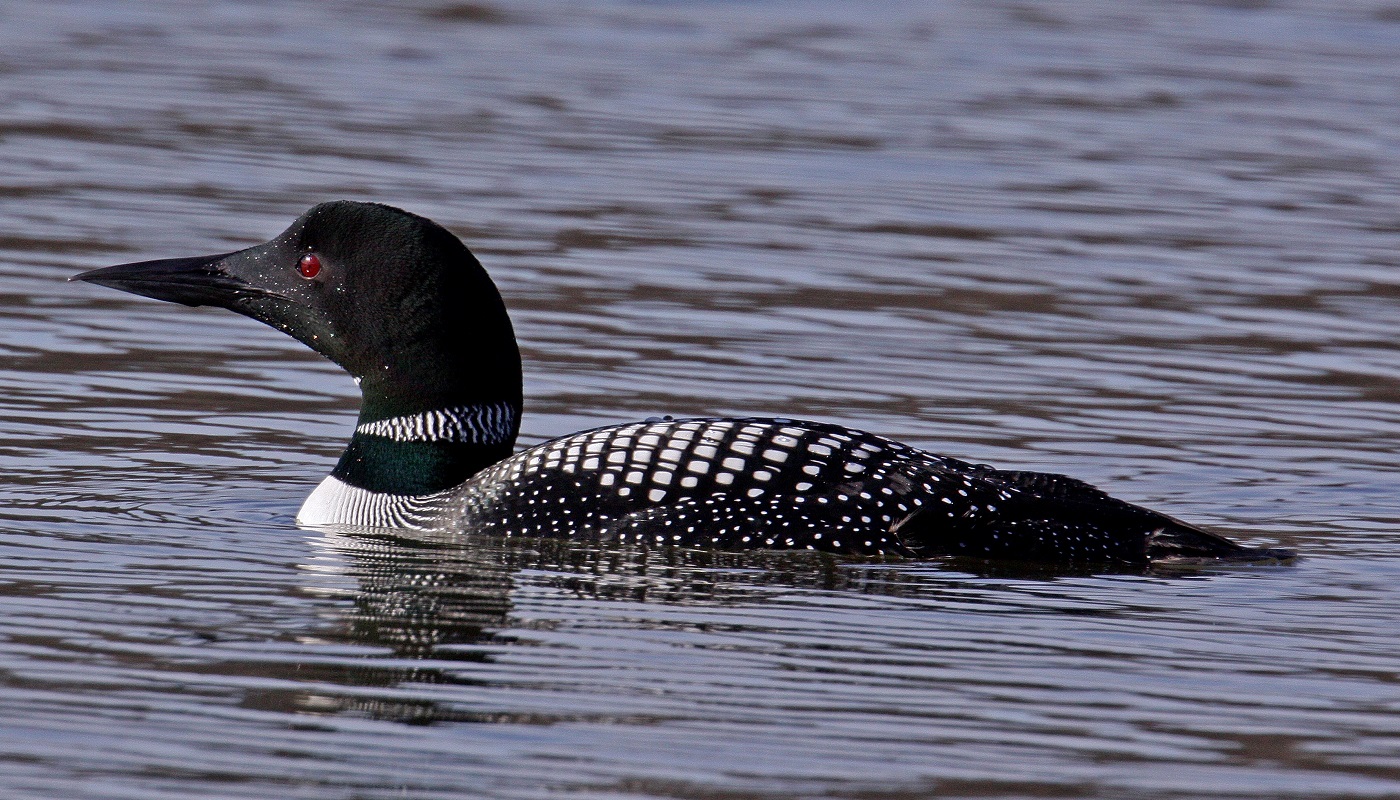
72,253,250,308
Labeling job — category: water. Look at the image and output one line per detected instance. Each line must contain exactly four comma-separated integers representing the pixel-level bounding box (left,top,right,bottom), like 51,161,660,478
2,0,1400,797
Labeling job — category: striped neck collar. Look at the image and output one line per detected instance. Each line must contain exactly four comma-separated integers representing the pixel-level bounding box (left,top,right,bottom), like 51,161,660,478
331,401,519,496
355,402,516,446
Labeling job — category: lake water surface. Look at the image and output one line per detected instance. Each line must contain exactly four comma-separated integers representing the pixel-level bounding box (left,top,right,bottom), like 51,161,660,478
3,1,1400,798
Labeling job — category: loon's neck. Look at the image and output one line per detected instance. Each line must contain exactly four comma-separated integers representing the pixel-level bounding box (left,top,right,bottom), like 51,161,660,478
330,400,520,496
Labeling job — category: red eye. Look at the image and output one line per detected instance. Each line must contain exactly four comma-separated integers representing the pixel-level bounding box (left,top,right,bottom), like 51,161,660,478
298,253,321,279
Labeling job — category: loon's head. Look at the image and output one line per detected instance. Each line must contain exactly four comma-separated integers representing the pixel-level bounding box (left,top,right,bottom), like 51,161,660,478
76,201,522,421
76,201,523,496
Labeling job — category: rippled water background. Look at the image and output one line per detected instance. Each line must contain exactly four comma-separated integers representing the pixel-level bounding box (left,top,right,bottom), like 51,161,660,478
3,0,1400,797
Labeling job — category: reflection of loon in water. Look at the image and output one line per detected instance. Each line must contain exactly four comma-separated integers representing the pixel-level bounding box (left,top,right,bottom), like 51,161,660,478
76,201,1292,566
273,532,1227,725
287,532,925,724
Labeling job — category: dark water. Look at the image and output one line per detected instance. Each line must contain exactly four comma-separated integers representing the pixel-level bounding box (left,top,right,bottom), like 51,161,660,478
3,0,1400,797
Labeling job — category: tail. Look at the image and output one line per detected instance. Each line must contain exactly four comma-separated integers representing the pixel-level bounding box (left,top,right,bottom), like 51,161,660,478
1145,516,1295,564
899,467,1294,565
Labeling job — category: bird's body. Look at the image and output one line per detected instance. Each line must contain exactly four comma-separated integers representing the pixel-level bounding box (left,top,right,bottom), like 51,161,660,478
76,201,1292,566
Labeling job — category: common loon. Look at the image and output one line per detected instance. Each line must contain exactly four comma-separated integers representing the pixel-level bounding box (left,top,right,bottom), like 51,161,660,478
75,201,1292,565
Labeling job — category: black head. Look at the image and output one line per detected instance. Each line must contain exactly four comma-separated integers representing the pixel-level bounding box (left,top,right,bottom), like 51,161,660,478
75,201,523,423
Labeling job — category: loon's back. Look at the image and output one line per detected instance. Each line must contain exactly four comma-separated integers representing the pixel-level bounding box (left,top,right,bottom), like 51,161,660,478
462,417,955,556
311,416,1272,564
